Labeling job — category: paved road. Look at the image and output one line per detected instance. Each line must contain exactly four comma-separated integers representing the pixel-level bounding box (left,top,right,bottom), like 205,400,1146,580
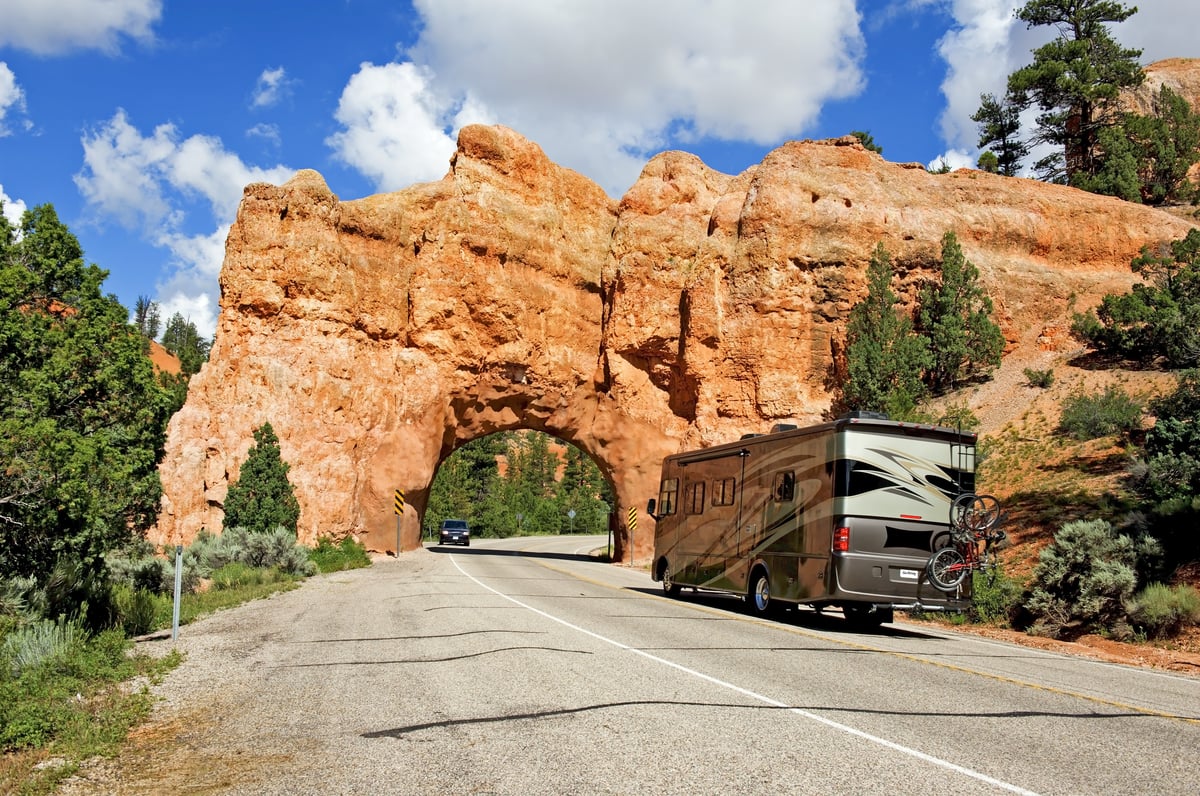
68,535,1200,795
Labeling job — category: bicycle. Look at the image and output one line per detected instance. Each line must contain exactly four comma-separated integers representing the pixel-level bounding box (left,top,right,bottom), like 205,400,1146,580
926,493,1005,592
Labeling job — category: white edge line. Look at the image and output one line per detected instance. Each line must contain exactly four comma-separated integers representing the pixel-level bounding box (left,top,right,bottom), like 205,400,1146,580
451,555,1040,796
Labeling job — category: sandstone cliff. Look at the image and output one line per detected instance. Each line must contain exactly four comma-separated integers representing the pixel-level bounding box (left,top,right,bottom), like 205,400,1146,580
154,124,1197,561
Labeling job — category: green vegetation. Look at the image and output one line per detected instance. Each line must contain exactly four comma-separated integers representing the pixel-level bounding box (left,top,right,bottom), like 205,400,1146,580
1,203,172,592
1072,229,1200,367
840,234,1003,419
159,311,210,377
1004,0,1144,184
850,130,882,154
222,422,301,536
841,243,930,418
1057,385,1143,440
310,536,372,573
1129,583,1200,639
916,231,1005,392
1023,367,1055,388
1024,519,1138,638
426,431,614,538
976,1,1200,204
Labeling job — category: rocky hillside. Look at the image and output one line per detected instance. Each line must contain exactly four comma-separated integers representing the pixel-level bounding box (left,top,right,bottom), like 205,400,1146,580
153,71,1200,556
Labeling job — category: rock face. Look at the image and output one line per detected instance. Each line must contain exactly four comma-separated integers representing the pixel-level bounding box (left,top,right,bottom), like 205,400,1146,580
153,124,1197,561
1122,58,1200,116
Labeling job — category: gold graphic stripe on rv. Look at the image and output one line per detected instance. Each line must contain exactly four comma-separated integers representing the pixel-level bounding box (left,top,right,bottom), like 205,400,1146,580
531,558,1200,728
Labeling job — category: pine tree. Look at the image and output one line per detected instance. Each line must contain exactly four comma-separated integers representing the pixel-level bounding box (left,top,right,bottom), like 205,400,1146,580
972,91,1030,176
1005,0,1143,184
160,312,211,376
842,243,931,419
222,422,300,535
917,232,1006,393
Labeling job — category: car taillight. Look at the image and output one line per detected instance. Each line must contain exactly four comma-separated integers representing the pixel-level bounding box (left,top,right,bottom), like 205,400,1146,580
834,526,850,553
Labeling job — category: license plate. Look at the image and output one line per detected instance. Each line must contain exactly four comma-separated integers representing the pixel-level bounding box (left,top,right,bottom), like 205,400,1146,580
899,568,918,580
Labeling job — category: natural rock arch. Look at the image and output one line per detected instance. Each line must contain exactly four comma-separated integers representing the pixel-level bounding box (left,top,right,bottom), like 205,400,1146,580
152,124,1196,562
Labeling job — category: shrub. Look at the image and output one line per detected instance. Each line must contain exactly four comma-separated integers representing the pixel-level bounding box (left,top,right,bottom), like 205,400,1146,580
1130,583,1200,639
113,586,161,637
1057,386,1143,440
222,422,300,535
2,617,87,677
1023,367,1055,388
1023,519,1137,639
209,562,266,591
969,570,1024,625
310,536,372,573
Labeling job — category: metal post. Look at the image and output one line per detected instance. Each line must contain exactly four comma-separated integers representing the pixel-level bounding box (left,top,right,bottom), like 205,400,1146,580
396,514,401,557
171,544,183,642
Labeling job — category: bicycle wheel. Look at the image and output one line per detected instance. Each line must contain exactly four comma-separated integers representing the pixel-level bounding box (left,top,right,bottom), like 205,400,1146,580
951,494,1002,533
927,547,968,592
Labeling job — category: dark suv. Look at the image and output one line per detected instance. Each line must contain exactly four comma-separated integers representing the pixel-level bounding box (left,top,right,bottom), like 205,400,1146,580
439,519,470,546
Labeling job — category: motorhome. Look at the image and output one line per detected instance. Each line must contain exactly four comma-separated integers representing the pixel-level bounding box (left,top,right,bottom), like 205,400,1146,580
647,414,975,626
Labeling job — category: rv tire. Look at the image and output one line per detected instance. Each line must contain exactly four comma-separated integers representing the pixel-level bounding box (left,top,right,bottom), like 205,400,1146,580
660,561,681,597
748,569,774,617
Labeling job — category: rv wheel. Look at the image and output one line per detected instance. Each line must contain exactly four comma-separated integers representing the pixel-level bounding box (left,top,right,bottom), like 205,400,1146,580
661,561,681,597
748,570,773,617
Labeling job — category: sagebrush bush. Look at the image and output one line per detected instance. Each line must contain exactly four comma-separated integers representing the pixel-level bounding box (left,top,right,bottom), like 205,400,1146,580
1023,519,1137,639
1130,583,1200,639
1058,386,1144,440
2,617,88,677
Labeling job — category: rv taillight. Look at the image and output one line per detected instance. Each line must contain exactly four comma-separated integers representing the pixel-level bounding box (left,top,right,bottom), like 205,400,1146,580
834,526,850,553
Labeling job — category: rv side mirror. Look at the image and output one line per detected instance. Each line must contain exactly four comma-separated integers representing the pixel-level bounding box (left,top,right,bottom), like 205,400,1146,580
646,498,657,519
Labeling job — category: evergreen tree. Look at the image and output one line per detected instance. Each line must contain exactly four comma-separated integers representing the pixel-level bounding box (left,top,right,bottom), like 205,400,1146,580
971,91,1030,176
1123,85,1200,204
1004,0,1143,184
222,422,300,536
842,243,931,419
160,312,210,376
851,130,882,154
917,232,1006,392
0,203,172,581
133,294,161,339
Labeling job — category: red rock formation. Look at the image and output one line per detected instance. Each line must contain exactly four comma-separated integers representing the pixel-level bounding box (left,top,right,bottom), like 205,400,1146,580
153,124,1197,562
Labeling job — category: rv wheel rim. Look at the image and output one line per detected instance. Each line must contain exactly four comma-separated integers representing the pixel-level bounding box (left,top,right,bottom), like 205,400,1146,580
754,577,769,611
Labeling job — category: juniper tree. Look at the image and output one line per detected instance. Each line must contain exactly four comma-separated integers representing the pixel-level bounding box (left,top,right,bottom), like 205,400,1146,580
222,422,300,536
842,243,931,419
917,232,1005,393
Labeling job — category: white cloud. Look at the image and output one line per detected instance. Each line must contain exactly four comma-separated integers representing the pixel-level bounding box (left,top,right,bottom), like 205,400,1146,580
1,183,27,227
251,66,290,109
927,148,975,171
0,62,28,136
74,110,294,337
329,0,866,196
327,62,472,192
934,1,1022,152
0,0,160,55
246,122,282,147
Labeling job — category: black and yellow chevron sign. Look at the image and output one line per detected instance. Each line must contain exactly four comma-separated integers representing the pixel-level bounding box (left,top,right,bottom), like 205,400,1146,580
627,505,637,532
393,489,405,515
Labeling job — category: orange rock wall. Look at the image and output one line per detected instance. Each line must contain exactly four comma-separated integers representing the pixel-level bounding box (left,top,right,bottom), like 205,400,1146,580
153,123,1197,562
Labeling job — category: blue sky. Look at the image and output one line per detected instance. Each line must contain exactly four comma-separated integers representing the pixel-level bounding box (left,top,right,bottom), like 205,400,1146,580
1,0,1197,338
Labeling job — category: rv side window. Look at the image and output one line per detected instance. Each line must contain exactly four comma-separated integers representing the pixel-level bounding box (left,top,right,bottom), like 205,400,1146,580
773,471,795,503
712,477,736,507
657,479,678,516
685,481,706,515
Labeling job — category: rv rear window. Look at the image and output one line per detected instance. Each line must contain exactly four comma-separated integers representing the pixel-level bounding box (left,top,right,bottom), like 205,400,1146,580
685,481,706,515
658,479,678,516
712,477,736,507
